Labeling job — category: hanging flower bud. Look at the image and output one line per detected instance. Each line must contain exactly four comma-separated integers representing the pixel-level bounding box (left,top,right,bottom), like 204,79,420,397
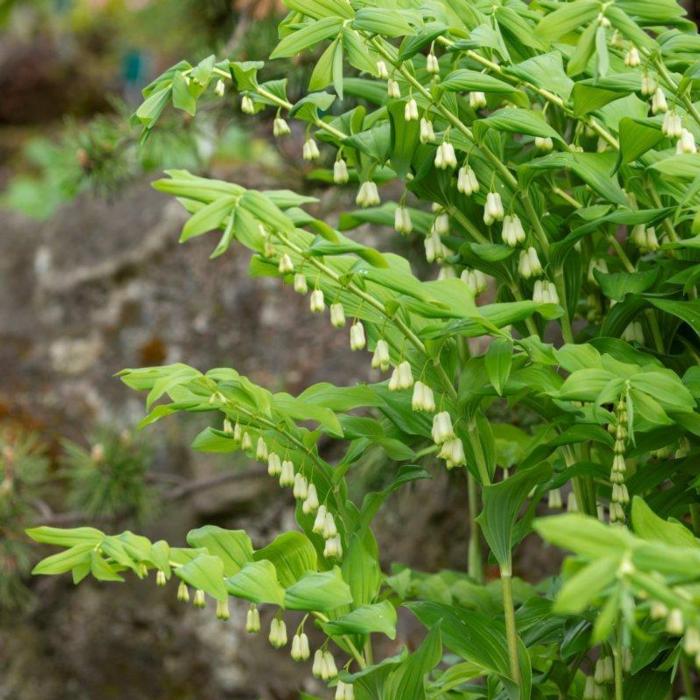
310,289,325,313
330,303,346,328
501,214,526,247
267,452,282,477
336,681,355,700
583,676,597,700
322,510,338,539
241,431,253,450
193,589,206,608
533,280,559,304
214,79,226,97
323,651,338,679
279,459,295,487
223,418,234,435
534,136,554,152
612,483,630,504
662,111,683,138
313,505,329,534
439,437,466,468
677,128,697,154
291,632,311,661
294,273,308,294
641,73,657,96
376,60,389,80
435,141,458,170
273,117,291,137
469,91,487,109
425,230,449,262
177,580,190,602
394,205,413,234
622,321,644,344
398,361,414,389
432,213,450,236
269,618,288,648
684,628,700,655
461,268,488,295
404,98,419,121
256,437,268,461
457,165,479,195
520,247,543,279
624,46,640,67
567,491,578,512
312,649,325,678
667,608,685,636
324,535,343,559
333,158,350,184
412,381,436,412
246,605,261,633
548,488,563,509
420,118,436,144
426,52,440,74
484,191,505,225
387,79,401,98
278,254,294,274
588,258,608,284
293,472,308,500
302,483,320,514
356,181,381,207
371,339,391,372
156,570,167,587
302,137,320,161
651,87,668,114
431,411,455,444
216,598,230,620
233,422,242,442
241,95,255,114
350,321,366,351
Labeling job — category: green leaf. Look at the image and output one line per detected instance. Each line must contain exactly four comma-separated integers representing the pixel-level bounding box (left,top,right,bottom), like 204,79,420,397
485,338,513,396
554,557,619,614
477,107,563,143
442,69,518,95
254,531,317,587
32,543,95,576
175,553,228,601
631,497,700,548
536,0,601,43
352,8,413,37
399,22,448,60
384,624,442,700
649,154,700,179
619,118,663,164
323,601,397,639
477,463,550,570
534,514,635,558
186,526,254,577
180,195,238,242
284,568,353,611
566,21,596,77
284,0,354,20
271,17,343,59
135,86,171,129
225,560,285,605
172,71,197,116
594,267,659,301
26,526,104,547
388,101,420,179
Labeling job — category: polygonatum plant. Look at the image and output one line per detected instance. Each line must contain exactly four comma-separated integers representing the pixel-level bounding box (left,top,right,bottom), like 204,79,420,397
28,0,700,698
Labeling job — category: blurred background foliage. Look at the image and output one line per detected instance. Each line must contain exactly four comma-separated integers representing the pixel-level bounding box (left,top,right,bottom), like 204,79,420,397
0,0,291,219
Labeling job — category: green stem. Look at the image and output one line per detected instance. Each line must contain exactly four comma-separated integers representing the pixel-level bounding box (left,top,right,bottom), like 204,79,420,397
467,472,484,583
468,420,492,486
501,568,521,686
613,620,624,700
681,656,696,699
690,504,700,536
646,308,665,354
